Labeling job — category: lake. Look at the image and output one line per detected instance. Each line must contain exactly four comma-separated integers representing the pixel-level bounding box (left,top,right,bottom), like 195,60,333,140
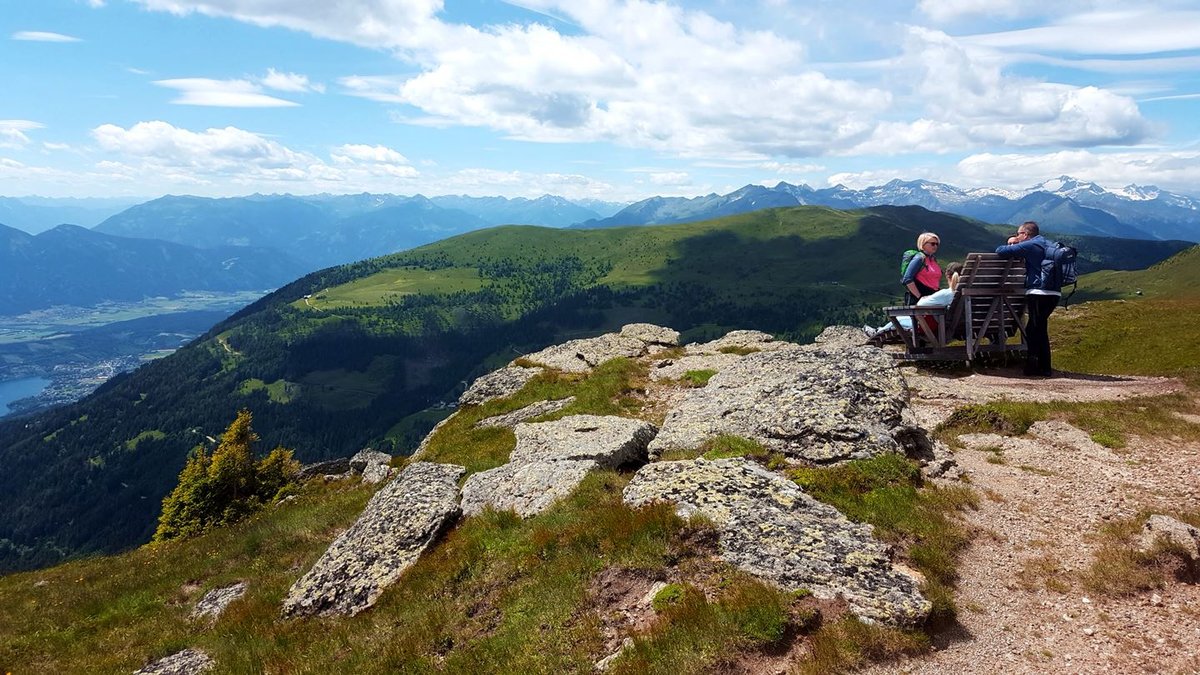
0,377,50,416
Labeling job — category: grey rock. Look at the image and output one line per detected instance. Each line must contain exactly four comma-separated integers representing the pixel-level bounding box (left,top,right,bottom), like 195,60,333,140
133,648,215,675
648,345,908,463
521,333,647,373
460,365,543,406
509,415,657,467
461,415,657,518
623,458,930,626
461,460,598,518
297,457,350,480
350,449,392,474
620,323,680,346
648,353,741,382
812,325,870,348
1139,514,1200,561
282,461,465,618
475,397,576,429
191,581,247,622
361,462,392,485
685,329,793,355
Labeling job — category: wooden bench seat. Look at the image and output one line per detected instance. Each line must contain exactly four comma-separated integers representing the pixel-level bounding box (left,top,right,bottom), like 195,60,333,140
882,253,1028,362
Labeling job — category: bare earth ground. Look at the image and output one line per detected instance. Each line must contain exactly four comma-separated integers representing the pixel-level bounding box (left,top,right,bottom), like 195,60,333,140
861,366,1200,675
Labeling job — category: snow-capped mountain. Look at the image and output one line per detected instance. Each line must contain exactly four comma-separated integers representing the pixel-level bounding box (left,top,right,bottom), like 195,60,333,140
580,177,1200,242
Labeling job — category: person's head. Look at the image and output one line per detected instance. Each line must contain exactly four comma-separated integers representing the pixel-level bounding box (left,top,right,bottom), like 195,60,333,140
945,261,964,290
1014,221,1039,242
916,232,940,255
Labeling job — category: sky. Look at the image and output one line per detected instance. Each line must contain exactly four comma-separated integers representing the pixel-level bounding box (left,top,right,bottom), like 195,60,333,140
2,0,1200,201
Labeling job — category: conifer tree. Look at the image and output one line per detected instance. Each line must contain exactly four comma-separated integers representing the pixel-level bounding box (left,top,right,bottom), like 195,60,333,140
153,409,300,543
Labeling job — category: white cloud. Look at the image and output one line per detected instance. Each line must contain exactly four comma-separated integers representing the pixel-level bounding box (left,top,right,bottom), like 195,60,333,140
154,78,299,107
43,142,72,151
649,171,690,186
955,149,1200,192
92,121,316,176
0,120,44,149
331,144,409,165
964,9,1200,55
918,0,1041,23
261,68,325,93
902,27,1151,147
11,31,82,42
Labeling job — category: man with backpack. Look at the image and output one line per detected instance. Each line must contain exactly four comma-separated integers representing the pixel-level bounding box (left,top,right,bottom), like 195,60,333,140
995,221,1068,377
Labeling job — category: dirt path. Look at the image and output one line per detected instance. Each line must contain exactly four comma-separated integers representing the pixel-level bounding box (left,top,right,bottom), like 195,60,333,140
862,366,1200,675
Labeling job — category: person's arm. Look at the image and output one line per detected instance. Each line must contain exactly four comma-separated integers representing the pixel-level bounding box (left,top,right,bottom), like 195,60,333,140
901,254,925,298
995,239,1033,258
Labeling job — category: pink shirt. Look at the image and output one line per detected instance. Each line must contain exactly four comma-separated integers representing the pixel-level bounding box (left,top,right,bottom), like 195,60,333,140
915,256,941,291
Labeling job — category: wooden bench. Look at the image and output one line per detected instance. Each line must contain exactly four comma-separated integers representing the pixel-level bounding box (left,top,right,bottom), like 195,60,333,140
882,253,1029,361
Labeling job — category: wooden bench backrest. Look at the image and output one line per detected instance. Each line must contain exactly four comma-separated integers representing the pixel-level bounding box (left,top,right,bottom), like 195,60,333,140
955,253,1027,340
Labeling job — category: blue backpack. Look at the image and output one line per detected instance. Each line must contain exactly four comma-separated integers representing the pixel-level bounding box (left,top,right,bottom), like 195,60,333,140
1041,240,1078,304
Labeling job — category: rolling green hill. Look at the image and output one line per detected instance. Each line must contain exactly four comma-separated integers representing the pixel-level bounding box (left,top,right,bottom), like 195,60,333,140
0,205,1190,573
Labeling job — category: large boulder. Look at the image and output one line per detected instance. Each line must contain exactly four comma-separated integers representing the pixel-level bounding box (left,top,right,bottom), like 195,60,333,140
459,365,543,406
1139,514,1200,562
620,323,680,346
521,333,647,373
648,353,741,382
648,344,908,463
623,458,930,626
461,415,658,518
685,330,793,355
282,461,465,618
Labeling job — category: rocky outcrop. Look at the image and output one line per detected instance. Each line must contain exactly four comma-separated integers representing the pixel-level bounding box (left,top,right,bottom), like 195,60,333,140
812,325,870,348
134,649,214,675
1139,514,1200,562
475,397,576,429
461,415,657,518
685,330,793,355
623,458,931,626
350,449,393,484
522,333,648,373
459,365,543,406
297,457,351,480
282,462,465,618
620,323,680,346
519,323,680,374
648,353,741,382
648,344,908,463
191,582,247,622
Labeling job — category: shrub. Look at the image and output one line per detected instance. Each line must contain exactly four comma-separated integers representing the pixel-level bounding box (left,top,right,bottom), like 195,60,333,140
153,409,300,543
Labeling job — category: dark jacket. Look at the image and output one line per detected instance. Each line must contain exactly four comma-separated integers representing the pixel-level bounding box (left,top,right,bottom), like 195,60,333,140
995,235,1061,293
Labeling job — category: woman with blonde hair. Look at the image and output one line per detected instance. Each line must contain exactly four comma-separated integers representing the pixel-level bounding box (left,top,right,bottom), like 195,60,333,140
902,232,942,305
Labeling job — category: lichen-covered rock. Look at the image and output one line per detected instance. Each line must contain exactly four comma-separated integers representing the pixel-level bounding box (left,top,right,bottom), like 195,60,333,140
134,648,215,675
648,345,908,463
350,449,392,474
812,325,870,348
1139,514,1200,561
191,581,247,622
459,365,543,406
282,462,465,618
648,353,741,382
475,397,576,429
461,415,657,518
685,330,794,355
509,415,657,467
620,323,681,346
521,333,647,373
623,458,930,626
361,462,392,484
461,460,598,517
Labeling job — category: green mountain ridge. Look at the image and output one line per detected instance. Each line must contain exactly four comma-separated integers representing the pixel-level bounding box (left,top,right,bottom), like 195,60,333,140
0,205,1192,573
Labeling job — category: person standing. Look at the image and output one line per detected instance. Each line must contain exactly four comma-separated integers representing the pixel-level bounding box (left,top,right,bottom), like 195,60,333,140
995,221,1060,377
902,232,943,305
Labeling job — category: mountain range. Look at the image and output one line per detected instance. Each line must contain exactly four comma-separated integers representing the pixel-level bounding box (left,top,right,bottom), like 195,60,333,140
0,223,305,315
579,176,1200,242
0,196,139,235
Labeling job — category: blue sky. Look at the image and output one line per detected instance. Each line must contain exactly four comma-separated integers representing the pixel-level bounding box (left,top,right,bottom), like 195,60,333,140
2,0,1199,200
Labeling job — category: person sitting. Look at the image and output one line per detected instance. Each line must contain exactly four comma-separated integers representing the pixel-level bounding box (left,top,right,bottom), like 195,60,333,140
865,262,963,342
902,232,943,305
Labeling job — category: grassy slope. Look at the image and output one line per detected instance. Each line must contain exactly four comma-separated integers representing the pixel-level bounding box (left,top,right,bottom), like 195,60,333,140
1052,245,1200,381
0,357,967,674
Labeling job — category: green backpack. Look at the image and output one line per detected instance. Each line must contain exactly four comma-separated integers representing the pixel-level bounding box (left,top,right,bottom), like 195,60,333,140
900,249,922,277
